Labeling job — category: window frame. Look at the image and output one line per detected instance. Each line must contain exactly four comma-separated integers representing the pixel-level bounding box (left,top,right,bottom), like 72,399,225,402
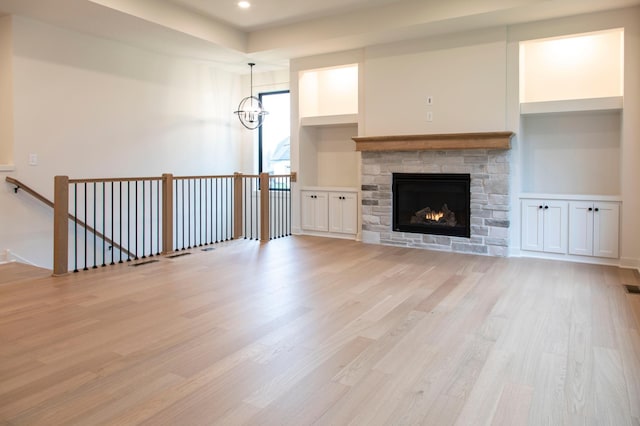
258,89,290,176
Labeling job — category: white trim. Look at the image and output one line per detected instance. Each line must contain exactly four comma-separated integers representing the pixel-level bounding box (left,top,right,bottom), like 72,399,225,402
519,193,622,202
520,96,623,115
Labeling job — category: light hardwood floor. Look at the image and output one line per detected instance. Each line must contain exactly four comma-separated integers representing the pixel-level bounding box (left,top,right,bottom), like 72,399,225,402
1,236,639,425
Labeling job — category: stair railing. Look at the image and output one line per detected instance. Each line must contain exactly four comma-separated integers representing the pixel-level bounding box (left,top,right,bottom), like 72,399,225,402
49,172,296,275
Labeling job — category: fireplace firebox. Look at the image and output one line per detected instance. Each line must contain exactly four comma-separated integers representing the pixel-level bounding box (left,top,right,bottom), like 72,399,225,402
392,173,471,238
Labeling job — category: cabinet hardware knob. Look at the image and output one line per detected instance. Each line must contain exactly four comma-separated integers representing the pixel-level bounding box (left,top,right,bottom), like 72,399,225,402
595,208,599,212
539,205,543,209
588,207,593,211
544,205,549,209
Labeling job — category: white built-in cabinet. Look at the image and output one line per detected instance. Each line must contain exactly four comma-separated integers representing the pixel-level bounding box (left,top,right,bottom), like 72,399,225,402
301,191,328,232
328,192,358,234
521,196,620,259
301,188,358,238
296,61,361,240
517,30,624,264
521,199,568,254
568,201,619,258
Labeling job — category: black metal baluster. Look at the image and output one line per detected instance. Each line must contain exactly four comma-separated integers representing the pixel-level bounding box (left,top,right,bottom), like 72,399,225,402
229,177,233,240
288,177,291,235
74,183,78,272
102,181,106,266
199,178,203,246
243,178,247,239
157,180,160,255
84,182,88,270
127,182,131,262
279,177,282,238
142,180,146,259
222,178,225,241
174,180,179,251
93,182,97,268
269,179,273,240
249,178,253,239
111,181,115,265
204,178,208,246
279,178,282,237
134,181,138,260
214,178,219,243
209,178,213,244
187,179,191,249
225,178,229,241
148,180,153,257
229,177,232,240
182,179,185,250
119,181,123,263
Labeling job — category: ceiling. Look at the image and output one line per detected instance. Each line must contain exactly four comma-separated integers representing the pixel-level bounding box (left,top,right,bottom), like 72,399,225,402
164,0,406,31
0,0,638,72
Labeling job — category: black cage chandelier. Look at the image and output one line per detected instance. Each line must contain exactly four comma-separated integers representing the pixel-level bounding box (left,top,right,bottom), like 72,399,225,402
234,63,268,130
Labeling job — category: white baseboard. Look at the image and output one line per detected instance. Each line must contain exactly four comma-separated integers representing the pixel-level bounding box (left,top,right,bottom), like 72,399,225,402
0,249,39,267
620,257,640,273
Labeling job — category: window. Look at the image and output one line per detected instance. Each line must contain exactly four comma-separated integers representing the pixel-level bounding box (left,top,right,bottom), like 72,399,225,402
259,91,290,177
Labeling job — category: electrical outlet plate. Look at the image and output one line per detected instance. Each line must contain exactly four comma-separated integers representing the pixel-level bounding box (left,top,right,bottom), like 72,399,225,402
427,111,433,122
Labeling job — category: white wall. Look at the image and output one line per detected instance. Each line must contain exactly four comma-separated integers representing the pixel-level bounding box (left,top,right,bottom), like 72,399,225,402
364,27,507,135
520,111,621,195
0,16,246,268
0,16,14,168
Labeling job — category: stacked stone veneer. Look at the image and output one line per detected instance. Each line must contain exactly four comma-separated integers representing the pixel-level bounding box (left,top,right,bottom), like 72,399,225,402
361,149,510,256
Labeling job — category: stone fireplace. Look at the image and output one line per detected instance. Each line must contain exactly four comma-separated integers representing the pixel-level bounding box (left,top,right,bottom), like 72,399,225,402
353,132,513,257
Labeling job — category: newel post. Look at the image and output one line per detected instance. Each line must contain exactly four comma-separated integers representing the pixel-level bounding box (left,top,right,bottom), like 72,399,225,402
53,175,69,276
233,172,243,240
259,173,270,242
162,173,174,254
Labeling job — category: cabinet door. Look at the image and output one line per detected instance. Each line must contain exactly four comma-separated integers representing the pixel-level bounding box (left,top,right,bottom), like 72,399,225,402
301,192,329,232
521,200,544,252
314,192,329,232
593,202,619,258
543,201,568,254
340,193,358,234
301,192,316,231
329,192,358,234
569,201,594,256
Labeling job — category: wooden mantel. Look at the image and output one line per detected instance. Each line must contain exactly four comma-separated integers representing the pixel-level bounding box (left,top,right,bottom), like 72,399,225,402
352,131,514,151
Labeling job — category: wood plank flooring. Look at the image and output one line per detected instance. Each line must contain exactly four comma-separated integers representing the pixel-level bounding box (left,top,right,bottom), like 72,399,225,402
1,236,639,425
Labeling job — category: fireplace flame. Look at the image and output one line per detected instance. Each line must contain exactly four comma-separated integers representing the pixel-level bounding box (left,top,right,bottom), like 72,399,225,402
425,211,444,221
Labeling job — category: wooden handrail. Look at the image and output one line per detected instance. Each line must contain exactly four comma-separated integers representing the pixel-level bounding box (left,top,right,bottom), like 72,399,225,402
68,176,162,184
6,176,134,258
6,176,54,208
174,175,235,180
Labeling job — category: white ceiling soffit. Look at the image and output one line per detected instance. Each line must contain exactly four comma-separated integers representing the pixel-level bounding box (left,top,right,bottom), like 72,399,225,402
0,0,639,70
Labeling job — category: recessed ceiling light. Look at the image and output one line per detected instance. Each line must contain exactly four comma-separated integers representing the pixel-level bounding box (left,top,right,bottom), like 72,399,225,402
238,1,250,8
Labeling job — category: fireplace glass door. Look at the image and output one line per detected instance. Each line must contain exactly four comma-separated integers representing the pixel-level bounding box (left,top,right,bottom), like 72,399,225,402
392,173,470,238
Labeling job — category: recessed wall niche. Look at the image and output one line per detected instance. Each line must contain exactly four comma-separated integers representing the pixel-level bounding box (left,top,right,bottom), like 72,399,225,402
299,64,358,118
519,28,624,196
519,28,624,103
